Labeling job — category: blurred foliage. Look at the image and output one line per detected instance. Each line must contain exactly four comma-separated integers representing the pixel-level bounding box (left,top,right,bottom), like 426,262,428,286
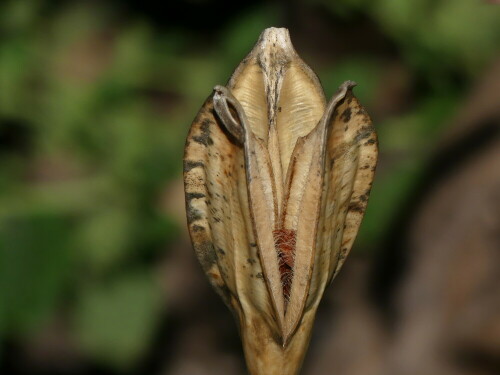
74,271,161,368
0,0,499,371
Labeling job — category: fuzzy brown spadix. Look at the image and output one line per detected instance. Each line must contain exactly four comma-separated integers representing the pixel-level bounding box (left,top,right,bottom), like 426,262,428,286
184,27,378,375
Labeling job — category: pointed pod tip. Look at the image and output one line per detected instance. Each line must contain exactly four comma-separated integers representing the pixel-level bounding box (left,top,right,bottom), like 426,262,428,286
258,27,295,55
341,80,358,91
259,26,290,38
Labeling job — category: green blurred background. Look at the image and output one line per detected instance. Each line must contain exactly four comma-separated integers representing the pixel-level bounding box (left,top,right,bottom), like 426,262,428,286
1,0,499,374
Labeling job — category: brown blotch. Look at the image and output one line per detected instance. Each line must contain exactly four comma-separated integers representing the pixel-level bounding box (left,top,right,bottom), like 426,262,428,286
192,225,206,232
186,192,206,201
348,202,364,213
183,160,205,172
340,107,352,123
192,117,213,146
194,241,217,271
339,247,348,260
355,129,372,143
186,206,203,222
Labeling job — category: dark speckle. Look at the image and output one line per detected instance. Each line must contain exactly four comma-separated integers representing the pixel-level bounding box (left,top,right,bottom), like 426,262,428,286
201,118,212,129
192,225,205,232
186,192,206,201
348,202,364,213
355,130,372,143
186,207,202,222
194,241,217,271
339,247,348,260
183,160,204,172
340,107,352,123
192,135,206,145
192,118,213,146
364,138,376,146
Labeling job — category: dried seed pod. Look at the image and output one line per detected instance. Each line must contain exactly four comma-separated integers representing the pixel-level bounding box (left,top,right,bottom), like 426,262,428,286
184,27,378,375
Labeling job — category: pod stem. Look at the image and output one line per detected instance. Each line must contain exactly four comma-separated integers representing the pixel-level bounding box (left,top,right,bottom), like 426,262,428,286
239,310,316,375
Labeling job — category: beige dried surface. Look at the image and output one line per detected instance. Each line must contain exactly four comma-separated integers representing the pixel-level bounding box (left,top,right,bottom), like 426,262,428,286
184,28,378,375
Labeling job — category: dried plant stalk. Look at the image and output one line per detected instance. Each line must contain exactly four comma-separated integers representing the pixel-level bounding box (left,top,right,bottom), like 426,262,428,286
184,27,378,375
